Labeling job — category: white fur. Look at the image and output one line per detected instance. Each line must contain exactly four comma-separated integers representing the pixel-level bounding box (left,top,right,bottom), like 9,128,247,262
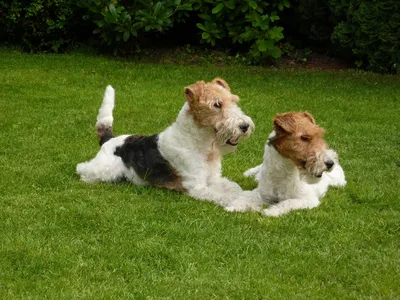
77,85,254,207
226,131,346,216
96,85,114,128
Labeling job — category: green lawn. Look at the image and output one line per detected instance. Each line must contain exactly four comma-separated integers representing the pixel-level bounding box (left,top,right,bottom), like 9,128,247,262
1,48,399,299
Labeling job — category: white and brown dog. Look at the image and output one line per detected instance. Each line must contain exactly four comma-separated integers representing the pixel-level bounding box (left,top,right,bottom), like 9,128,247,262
76,78,254,206
226,112,346,216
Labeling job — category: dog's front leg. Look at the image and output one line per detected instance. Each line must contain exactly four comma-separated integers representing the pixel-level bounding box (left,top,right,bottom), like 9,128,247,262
185,181,230,207
326,163,346,187
225,190,264,212
205,159,242,197
262,197,320,217
209,177,243,196
243,164,262,181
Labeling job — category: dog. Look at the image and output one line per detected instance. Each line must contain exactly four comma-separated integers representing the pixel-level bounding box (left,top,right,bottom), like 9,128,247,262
76,78,254,206
226,111,346,216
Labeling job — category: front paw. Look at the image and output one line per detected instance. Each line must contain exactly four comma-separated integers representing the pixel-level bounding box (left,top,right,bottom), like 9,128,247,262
225,205,246,212
225,191,263,213
329,171,347,187
333,178,347,187
262,207,282,217
219,179,243,195
225,202,261,213
229,183,243,195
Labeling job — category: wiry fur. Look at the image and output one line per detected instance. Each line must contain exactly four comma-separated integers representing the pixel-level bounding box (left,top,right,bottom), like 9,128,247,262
96,85,115,146
76,79,254,206
226,112,346,216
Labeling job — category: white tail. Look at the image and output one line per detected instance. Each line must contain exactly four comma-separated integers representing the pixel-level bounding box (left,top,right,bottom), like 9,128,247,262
96,85,115,128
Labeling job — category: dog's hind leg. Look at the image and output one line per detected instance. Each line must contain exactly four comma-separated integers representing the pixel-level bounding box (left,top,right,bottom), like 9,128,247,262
76,150,127,183
77,135,133,183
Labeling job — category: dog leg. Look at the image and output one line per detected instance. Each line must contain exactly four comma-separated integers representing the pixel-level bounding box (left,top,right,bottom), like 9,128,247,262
76,137,132,183
188,187,226,205
326,163,346,187
243,164,262,181
210,177,243,196
262,197,320,217
225,190,264,212
76,151,128,183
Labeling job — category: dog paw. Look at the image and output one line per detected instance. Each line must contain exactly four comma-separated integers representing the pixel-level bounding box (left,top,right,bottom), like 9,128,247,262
225,205,245,212
329,172,347,187
225,191,263,213
218,178,243,195
228,183,243,194
334,179,347,187
243,169,253,177
262,207,282,217
225,203,260,213
243,165,261,177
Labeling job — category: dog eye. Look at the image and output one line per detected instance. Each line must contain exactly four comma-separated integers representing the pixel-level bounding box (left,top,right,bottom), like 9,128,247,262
301,136,310,142
214,102,222,108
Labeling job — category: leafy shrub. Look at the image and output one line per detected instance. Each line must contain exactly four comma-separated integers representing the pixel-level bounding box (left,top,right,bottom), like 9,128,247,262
77,0,196,48
78,0,292,61
0,0,81,52
330,0,400,73
282,0,399,73
196,0,290,62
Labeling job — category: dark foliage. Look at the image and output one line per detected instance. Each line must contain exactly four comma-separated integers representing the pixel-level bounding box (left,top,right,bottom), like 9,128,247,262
0,0,85,52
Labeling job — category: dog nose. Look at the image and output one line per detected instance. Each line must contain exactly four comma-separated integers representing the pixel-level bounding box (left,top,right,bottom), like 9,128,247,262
239,123,249,133
325,160,334,170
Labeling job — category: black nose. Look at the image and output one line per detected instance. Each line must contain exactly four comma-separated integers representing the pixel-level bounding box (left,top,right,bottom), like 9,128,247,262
239,123,249,133
325,160,334,169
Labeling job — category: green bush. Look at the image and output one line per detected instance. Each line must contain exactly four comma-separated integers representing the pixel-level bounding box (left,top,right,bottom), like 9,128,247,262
0,0,81,52
283,0,399,73
330,0,400,73
77,0,196,49
196,0,290,62
78,0,292,61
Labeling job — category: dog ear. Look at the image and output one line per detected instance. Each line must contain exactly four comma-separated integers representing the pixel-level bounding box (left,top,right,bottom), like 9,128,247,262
212,78,231,91
303,111,316,124
273,113,296,133
184,81,205,103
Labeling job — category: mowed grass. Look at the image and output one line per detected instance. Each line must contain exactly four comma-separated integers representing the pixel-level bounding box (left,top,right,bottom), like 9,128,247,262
1,48,399,299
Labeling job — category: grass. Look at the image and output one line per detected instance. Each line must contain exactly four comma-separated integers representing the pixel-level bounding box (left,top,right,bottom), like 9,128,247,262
1,48,399,299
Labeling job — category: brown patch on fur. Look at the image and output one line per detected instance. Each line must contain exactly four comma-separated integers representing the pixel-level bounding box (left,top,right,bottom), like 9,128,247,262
125,135,143,142
270,112,327,168
184,77,239,129
206,146,221,163
96,124,113,145
155,174,187,192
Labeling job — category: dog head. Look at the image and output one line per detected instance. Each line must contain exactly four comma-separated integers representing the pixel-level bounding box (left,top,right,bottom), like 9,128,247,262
184,78,254,147
269,111,335,178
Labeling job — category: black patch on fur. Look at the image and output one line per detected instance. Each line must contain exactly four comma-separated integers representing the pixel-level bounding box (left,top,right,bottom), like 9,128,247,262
97,124,114,146
114,134,180,185
99,129,113,146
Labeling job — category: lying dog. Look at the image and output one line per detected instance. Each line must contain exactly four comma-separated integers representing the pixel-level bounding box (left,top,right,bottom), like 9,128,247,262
77,78,254,206
226,111,346,216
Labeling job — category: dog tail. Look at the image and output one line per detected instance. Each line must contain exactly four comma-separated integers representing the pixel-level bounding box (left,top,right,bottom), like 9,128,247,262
96,85,115,146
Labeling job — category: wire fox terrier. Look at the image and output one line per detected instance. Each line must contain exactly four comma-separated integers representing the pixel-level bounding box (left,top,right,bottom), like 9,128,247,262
226,112,346,216
76,78,254,206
